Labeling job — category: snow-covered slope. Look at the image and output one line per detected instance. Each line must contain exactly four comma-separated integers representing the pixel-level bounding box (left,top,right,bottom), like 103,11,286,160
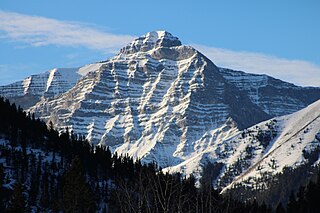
0,63,103,109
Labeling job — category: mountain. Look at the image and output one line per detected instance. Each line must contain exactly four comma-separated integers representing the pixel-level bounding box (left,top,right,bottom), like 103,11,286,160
27,31,272,167
1,31,320,187
0,64,102,109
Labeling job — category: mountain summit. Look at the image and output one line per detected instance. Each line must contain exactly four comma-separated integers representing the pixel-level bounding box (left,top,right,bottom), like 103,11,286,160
119,31,182,54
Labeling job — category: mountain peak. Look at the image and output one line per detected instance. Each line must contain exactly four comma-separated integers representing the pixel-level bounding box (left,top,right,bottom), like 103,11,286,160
119,30,182,54
144,30,180,43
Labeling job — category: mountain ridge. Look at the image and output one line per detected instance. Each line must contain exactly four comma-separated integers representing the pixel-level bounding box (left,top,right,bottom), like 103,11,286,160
0,63,103,109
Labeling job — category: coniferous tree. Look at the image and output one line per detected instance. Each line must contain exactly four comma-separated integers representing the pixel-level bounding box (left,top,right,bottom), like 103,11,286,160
62,156,95,213
40,171,50,209
275,202,285,213
287,192,298,213
7,182,28,213
28,154,38,206
0,164,4,210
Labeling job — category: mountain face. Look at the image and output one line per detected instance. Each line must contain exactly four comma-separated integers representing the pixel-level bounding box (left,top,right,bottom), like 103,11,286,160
1,31,320,189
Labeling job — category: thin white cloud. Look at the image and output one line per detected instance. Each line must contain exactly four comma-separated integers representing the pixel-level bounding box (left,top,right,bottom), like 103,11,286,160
0,10,135,52
194,45,320,87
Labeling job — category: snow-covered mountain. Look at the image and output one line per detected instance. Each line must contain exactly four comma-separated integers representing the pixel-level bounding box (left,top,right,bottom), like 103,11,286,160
1,31,320,190
27,31,271,167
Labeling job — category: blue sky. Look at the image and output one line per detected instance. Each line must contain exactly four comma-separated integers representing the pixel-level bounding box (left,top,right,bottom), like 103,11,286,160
1,0,320,86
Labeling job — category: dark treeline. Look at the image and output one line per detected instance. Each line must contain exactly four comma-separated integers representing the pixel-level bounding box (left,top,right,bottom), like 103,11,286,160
0,96,317,212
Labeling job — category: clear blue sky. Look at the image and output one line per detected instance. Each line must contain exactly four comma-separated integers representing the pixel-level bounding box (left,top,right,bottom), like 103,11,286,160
1,0,320,86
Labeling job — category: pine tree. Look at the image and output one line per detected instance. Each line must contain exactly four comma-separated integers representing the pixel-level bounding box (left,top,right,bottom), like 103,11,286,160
28,154,38,206
0,164,3,189
287,192,298,213
275,202,285,213
7,182,28,213
62,156,95,213
0,164,4,210
40,171,50,209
